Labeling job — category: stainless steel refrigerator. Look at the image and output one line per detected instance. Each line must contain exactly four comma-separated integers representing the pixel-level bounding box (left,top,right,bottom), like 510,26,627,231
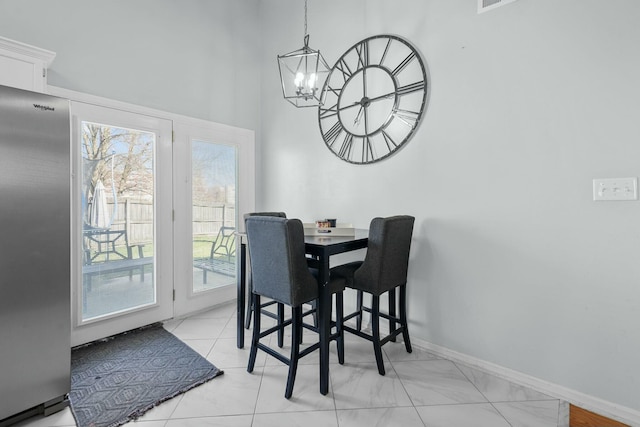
0,85,71,423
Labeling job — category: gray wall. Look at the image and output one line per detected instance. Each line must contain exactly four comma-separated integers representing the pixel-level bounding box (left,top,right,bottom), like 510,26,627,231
0,0,261,130
1,0,639,415
258,0,640,414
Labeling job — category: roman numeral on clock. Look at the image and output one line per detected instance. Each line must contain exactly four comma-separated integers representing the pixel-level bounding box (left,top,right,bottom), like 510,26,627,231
397,81,425,96
323,121,343,146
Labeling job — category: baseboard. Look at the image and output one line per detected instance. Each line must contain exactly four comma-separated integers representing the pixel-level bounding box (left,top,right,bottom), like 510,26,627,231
411,338,640,427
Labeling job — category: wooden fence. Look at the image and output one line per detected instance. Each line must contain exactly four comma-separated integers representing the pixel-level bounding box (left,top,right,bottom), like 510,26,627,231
103,199,235,245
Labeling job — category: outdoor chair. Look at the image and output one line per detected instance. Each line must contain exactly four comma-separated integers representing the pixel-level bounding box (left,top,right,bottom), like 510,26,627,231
193,226,236,283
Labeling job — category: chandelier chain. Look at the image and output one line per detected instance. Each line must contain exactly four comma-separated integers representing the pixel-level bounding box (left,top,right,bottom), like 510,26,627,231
304,0,308,37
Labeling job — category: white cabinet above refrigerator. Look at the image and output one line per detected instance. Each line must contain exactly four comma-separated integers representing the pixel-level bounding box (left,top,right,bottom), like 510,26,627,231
0,36,55,93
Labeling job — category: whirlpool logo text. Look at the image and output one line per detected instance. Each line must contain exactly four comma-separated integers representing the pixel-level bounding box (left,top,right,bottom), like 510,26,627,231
33,103,55,112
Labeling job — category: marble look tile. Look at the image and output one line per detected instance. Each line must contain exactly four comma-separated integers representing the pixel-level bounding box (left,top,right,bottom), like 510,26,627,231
416,403,512,427
329,331,391,365
136,392,184,420
218,315,276,340
493,400,560,427
164,415,253,426
170,317,228,341
217,316,252,341
171,367,262,418
16,302,582,427
182,338,215,358
456,364,555,402
393,360,487,405
254,364,335,413
262,330,329,367
12,408,77,427
163,317,183,332
252,410,339,427
383,342,440,362
190,302,236,319
208,337,265,369
331,362,413,409
122,421,167,427
336,407,426,427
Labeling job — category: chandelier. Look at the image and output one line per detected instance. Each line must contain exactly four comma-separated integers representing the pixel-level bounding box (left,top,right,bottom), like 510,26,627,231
277,0,330,107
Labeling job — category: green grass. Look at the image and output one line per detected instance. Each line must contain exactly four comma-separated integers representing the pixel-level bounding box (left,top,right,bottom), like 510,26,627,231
87,238,235,263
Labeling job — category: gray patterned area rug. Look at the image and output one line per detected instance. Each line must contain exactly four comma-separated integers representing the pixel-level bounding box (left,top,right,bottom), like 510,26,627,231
69,323,223,427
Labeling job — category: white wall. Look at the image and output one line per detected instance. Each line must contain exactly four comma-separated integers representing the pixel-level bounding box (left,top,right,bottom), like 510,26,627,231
0,0,261,130
1,0,639,419
259,0,640,415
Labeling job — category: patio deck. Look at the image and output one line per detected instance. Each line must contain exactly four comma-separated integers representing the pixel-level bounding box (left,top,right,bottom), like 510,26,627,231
82,267,235,320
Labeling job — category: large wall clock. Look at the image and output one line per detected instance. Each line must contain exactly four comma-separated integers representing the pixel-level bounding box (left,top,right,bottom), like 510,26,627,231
318,34,429,164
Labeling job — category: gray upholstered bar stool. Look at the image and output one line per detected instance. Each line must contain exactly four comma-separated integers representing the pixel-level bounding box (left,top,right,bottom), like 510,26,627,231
332,215,415,375
245,216,346,398
243,211,287,346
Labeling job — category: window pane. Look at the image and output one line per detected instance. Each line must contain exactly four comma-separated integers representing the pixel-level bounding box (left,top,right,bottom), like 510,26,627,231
81,121,155,320
192,140,237,292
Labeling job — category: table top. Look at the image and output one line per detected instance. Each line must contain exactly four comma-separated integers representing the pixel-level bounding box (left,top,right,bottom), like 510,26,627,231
236,229,369,243
303,229,369,246
237,229,368,255
304,229,369,257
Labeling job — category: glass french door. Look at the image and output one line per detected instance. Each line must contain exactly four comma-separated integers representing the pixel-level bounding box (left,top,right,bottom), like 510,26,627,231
173,121,255,317
71,102,173,346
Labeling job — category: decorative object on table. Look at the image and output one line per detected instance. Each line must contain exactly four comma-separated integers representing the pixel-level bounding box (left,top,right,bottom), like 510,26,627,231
69,323,223,427
304,221,355,236
332,215,415,376
318,34,429,164
245,216,346,398
277,0,330,108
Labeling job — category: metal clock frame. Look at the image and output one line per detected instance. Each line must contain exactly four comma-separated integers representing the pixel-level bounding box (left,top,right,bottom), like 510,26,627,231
318,34,429,164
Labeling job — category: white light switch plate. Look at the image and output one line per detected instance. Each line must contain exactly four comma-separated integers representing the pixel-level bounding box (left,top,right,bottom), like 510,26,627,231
593,177,638,201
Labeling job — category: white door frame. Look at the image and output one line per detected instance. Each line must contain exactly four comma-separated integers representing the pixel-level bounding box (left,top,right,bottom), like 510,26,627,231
172,118,255,318
51,86,256,343
69,101,173,346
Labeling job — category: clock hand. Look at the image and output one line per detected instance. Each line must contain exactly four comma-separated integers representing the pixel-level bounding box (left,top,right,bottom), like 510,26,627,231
364,91,396,104
364,104,369,135
338,100,362,112
339,91,396,113
354,105,364,125
338,88,396,116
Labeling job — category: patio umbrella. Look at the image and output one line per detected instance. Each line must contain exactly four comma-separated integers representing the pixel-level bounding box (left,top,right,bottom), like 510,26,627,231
89,180,110,229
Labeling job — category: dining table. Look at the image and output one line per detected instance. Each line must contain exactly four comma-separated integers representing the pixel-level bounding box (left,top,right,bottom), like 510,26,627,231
235,229,369,395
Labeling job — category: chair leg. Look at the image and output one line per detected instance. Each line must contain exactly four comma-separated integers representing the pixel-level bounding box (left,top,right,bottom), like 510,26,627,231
356,290,363,331
336,292,344,365
245,277,253,329
247,294,261,373
297,306,304,344
309,300,318,327
400,284,412,353
388,288,397,342
277,302,285,348
285,306,302,399
371,296,385,376
245,300,253,329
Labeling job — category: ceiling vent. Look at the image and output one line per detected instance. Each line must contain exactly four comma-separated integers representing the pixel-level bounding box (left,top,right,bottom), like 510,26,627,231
478,0,519,13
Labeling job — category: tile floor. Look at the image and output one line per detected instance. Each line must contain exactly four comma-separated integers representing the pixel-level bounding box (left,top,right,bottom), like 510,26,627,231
16,301,570,427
